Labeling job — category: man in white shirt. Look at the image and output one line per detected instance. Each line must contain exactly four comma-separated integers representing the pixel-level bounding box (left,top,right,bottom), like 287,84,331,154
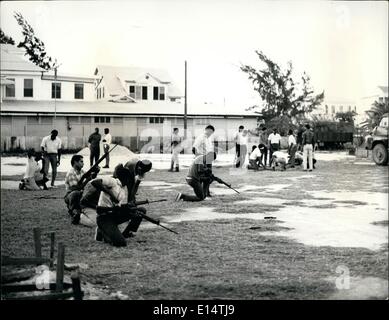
93,164,136,247
40,129,62,188
287,129,298,168
268,128,281,166
248,145,262,171
192,125,215,156
169,128,182,172
102,128,112,169
236,129,248,168
271,151,288,171
233,125,244,167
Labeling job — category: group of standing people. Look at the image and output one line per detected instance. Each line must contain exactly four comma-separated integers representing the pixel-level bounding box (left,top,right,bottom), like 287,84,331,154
88,127,112,168
237,124,317,172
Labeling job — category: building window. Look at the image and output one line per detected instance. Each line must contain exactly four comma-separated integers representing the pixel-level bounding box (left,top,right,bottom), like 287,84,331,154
348,105,351,112
354,106,357,112
379,97,384,103
51,82,61,99
5,78,15,97
24,79,33,97
385,97,388,104
149,117,164,124
331,105,335,114
153,86,165,100
339,105,343,112
142,86,148,100
325,105,328,114
74,84,84,99
129,85,147,100
103,87,105,98
94,116,111,123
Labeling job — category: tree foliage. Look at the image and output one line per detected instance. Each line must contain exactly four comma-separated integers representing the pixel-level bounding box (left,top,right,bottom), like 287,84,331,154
241,51,324,123
334,111,357,124
14,12,57,70
360,100,389,133
0,29,15,44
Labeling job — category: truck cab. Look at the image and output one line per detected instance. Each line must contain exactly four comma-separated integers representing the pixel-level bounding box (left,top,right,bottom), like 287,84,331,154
365,113,388,165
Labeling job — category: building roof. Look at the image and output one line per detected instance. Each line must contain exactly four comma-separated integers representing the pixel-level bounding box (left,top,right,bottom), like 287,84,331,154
378,86,388,96
0,100,258,117
0,44,45,73
41,71,96,83
95,65,183,98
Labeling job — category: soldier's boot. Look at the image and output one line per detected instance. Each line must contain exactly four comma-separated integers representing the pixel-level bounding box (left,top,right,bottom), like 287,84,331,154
175,166,179,172
168,160,174,172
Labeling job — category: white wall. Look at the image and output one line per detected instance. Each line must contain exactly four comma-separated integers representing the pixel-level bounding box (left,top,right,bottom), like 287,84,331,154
2,72,95,101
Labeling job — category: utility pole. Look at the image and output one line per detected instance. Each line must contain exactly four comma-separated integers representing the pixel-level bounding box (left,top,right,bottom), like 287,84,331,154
184,60,187,142
54,65,57,122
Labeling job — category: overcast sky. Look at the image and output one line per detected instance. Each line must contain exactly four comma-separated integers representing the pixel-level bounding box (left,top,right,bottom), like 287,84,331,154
1,0,388,110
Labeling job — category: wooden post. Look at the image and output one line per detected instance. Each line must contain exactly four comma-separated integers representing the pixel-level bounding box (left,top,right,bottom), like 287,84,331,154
56,242,65,292
71,272,83,300
33,227,42,259
49,232,55,268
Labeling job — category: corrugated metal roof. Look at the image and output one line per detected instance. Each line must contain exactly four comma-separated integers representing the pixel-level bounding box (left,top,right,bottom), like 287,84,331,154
0,44,45,72
0,100,258,117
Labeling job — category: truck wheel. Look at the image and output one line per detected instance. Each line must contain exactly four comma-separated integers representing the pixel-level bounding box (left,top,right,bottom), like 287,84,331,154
372,143,388,165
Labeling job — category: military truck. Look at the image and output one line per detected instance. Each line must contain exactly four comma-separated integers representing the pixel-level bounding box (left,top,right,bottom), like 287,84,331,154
365,113,388,165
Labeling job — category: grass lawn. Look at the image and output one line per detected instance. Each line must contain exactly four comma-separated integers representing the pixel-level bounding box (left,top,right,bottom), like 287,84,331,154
1,159,388,299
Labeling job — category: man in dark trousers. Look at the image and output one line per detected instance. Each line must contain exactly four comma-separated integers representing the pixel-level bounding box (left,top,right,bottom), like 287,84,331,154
88,128,101,167
174,152,216,202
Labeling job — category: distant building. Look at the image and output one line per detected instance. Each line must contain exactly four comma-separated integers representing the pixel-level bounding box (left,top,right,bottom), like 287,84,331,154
357,86,389,123
310,99,357,121
0,44,258,152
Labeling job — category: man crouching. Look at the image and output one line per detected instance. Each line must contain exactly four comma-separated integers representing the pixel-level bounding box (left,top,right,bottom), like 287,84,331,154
93,164,143,247
175,152,216,202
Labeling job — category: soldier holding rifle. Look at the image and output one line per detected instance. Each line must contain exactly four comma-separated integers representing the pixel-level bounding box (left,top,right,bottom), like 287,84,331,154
175,152,239,202
64,154,99,225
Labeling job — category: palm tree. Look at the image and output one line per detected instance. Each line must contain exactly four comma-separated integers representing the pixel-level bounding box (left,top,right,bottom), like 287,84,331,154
360,100,389,134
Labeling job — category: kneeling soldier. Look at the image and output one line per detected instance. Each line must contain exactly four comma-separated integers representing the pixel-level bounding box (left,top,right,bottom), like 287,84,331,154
64,155,93,224
93,164,144,247
175,151,216,202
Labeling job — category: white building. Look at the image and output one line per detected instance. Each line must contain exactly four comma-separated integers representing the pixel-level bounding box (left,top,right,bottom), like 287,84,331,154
0,44,258,152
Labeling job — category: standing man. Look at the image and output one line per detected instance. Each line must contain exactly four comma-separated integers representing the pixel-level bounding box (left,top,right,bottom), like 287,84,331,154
259,127,269,166
175,152,217,202
169,128,181,172
288,129,298,168
233,125,244,167
302,124,315,172
102,128,112,169
41,129,62,188
236,129,248,168
268,128,281,166
88,128,101,167
192,125,215,156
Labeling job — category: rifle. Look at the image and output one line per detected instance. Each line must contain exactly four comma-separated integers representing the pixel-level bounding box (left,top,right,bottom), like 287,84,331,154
96,199,178,235
78,144,119,189
210,174,240,194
